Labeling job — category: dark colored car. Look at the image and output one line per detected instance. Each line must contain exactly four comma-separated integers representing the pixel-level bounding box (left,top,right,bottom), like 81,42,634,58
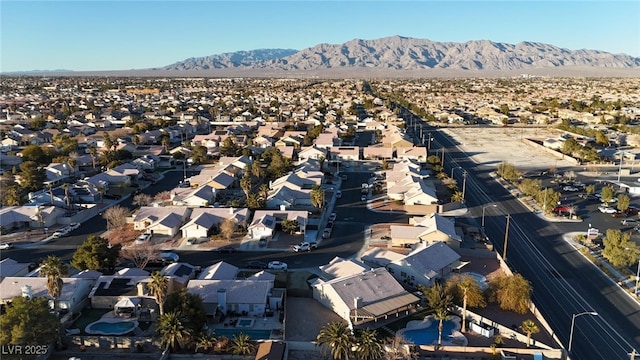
245,261,267,269
627,206,639,215
612,211,626,218
217,246,236,254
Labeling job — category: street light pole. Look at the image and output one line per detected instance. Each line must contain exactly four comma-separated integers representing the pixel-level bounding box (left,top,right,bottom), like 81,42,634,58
635,256,640,296
503,214,510,260
462,171,468,202
482,204,498,228
568,311,599,353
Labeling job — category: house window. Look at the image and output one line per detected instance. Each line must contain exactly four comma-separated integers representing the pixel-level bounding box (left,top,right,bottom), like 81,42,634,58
400,271,407,278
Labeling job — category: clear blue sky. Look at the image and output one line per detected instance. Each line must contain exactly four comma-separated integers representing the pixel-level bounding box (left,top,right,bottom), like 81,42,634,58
1,1,638,72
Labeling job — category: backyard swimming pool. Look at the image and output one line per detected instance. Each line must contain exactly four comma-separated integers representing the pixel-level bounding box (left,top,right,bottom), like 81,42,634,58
85,320,137,335
401,320,457,345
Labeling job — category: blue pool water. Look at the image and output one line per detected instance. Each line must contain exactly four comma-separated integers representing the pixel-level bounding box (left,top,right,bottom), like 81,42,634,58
402,320,457,345
86,321,136,335
214,328,271,339
462,272,488,291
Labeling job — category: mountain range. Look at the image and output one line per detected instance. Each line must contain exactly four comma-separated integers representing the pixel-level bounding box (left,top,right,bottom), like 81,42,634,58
160,36,640,73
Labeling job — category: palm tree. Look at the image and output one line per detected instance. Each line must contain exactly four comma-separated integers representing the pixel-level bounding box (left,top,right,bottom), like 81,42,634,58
61,183,70,209
423,283,453,348
316,321,354,360
433,306,450,347
451,191,464,203
194,331,216,353
39,256,69,313
147,271,168,315
258,184,270,200
519,319,540,348
230,333,254,355
88,145,98,172
355,328,382,360
157,311,192,352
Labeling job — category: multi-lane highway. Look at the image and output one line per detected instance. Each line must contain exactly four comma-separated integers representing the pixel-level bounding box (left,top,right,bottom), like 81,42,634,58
429,125,640,360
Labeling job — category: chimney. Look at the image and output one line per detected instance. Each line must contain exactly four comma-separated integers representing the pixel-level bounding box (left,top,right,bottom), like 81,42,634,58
217,288,227,313
354,296,362,309
21,285,33,299
229,207,234,214
279,204,286,211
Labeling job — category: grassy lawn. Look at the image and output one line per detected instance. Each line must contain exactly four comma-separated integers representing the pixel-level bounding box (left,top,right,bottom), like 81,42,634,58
70,308,111,335
385,309,431,332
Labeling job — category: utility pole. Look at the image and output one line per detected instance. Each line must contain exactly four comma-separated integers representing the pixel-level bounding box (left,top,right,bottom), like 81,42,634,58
503,214,511,260
462,171,468,203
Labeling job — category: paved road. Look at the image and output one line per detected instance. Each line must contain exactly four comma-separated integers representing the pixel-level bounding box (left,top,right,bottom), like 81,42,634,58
1,168,409,272
428,125,640,360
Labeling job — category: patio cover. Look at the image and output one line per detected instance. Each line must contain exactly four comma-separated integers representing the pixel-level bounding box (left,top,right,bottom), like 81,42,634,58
114,297,141,311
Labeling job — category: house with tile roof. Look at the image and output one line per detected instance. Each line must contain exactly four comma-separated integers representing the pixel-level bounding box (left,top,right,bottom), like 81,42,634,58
0,276,95,314
197,261,239,280
133,206,190,236
390,213,462,248
180,207,248,240
186,279,275,317
311,267,420,328
387,242,464,289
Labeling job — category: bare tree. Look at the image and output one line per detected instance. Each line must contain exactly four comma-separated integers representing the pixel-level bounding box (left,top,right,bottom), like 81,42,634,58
103,205,129,234
220,218,236,241
132,193,153,207
154,191,172,206
120,244,160,269
382,334,417,360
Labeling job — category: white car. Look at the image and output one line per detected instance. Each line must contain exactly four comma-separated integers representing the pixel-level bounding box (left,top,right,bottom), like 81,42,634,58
0,243,13,250
292,242,317,252
598,205,617,214
563,186,579,192
69,222,81,230
361,195,367,201
52,230,68,238
322,228,332,239
328,212,337,222
621,218,638,226
135,232,151,244
268,261,288,270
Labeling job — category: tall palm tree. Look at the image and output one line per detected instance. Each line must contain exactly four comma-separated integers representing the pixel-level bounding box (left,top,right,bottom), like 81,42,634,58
423,283,453,348
61,183,70,209
157,311,191,352
230,333,254,355
519,319,540,348
88,146,98,172
355,328,382,360
39,256,69,313
316,321,354,360
258,184,270,201
433,306,450,347
147,271,168,315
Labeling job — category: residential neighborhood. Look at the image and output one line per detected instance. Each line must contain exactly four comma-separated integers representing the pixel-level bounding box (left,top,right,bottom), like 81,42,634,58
0,76,639,360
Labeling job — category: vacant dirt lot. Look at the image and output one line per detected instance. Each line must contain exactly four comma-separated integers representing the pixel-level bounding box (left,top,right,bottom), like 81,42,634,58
442,126,575,171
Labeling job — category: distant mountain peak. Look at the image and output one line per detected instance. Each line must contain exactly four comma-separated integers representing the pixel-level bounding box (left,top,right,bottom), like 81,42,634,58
160,37,640,73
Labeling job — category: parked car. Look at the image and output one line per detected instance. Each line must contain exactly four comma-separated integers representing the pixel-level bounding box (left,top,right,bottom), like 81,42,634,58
217,246,236,254
292,242,318,252
69,222,81,230
598,205,617,214
322,228,332,239
328,212,337,222
612,211,627,218
159,252,179,263
135,232,151,244
336,190,342,198
0,242,13,250
361,195,368,201
578,193,597,201
563,186,579,192
52,230,68,238
245,261,268,269
627,206,640,215
553,205,572,213
621,218,639,226
267,261,288,271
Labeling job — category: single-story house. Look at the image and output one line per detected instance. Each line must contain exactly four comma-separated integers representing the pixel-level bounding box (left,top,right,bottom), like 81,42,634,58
387,242,465,289
180,207,249,239
312,267,420,328
186,279,274,317
390,213,462,248
0,277,95,314
133,206,191,236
